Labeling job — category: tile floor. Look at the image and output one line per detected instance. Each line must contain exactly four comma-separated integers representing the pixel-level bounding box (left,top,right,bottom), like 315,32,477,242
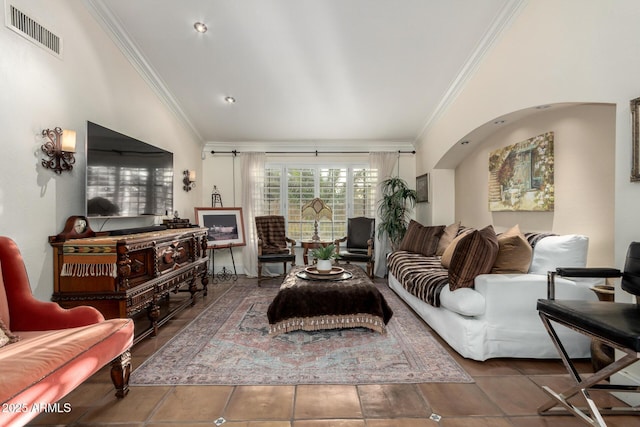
28,276,640,427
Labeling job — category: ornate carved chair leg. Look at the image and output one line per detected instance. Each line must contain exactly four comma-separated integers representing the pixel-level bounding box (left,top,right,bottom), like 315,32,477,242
148,297,160,336
110,350,131,398
201,271,209,296
188,276,198,306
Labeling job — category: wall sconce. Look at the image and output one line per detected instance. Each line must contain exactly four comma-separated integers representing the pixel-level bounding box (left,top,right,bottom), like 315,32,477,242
41,127,76,174
183,170,196,192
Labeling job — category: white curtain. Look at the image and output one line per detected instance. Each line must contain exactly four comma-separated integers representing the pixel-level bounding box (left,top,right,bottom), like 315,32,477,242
240,152,265,277
370,152,399,277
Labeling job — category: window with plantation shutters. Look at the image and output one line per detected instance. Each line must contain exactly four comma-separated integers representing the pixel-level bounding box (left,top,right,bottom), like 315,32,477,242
263,167,282,215
263,164,377,242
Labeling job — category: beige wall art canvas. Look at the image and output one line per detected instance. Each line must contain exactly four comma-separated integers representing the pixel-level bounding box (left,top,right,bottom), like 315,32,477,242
488,132,554,212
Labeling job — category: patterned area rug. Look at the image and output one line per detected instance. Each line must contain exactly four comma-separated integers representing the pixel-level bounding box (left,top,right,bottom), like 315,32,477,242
131,279,473,385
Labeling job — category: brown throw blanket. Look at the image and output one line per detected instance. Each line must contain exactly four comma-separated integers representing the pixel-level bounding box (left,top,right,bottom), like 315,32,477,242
267,264,393,335
387,251,449,307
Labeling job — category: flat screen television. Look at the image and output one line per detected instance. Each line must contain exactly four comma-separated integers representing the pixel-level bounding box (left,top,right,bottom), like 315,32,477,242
86,122,174,217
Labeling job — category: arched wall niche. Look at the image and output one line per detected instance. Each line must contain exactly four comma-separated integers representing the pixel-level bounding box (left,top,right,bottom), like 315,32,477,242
416,102,615,268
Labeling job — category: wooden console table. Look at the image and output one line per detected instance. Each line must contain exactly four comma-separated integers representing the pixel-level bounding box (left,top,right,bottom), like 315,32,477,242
49,218,209,344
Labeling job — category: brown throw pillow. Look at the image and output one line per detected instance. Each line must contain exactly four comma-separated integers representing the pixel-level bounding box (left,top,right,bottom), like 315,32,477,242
491,224,533,274
441,227,474,269
448,225,499,290
398,220,445,257
436,221,461,256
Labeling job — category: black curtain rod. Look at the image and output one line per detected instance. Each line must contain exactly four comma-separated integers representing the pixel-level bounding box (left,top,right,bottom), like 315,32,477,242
210,150,415,156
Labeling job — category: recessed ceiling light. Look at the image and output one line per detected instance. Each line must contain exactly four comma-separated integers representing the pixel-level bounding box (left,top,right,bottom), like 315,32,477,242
194,22,208,33
224,96,236,104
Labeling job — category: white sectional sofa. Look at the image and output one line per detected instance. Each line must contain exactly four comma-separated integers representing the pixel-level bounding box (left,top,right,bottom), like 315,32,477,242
388,228,599,361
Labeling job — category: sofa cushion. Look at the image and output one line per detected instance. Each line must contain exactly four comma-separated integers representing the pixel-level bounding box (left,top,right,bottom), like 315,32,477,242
398,220,445,257
491,225,532,274
436,221,460,256
441,228,474,269
528,234,589,274
448,226,499,290
439,286,486,317
0,319,133,406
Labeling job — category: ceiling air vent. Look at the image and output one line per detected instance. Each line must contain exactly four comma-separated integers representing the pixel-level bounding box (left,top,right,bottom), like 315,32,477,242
6,3,62,57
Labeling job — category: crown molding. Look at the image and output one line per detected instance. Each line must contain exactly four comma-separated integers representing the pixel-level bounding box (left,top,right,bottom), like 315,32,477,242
414,0,528,145
83,0,203,143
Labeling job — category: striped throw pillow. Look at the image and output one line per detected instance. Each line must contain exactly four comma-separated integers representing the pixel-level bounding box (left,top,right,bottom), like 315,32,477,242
448,225,499,290
398,220,445,257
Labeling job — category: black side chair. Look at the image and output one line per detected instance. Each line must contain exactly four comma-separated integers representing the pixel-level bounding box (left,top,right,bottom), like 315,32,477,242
334,217,375,278
537,242,640,426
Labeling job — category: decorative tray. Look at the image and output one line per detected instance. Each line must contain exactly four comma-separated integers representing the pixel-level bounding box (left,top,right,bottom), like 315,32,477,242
296,266,353,281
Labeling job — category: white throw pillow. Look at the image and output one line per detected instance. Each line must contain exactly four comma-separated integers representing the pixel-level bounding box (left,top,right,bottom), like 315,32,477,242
528,234,589,275
439,286,486,317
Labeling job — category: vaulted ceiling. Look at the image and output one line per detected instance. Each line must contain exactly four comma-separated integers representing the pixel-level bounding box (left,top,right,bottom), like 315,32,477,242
88,0,521,145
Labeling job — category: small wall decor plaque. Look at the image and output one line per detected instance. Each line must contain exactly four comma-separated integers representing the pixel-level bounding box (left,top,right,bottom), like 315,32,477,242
416,173,429,203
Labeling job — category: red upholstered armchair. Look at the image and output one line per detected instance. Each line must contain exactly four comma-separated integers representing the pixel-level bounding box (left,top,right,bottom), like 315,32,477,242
0,236,134,427
1,238,104,331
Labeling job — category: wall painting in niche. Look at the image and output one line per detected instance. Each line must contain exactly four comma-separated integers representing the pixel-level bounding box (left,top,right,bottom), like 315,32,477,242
488,132,554,212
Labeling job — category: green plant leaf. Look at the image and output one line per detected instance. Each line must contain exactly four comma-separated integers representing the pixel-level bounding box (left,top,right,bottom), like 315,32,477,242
376,177,417,249
310,243,339,260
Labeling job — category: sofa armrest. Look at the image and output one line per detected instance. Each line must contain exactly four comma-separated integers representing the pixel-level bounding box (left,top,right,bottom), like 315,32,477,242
11,299,104,332
473,273,597,325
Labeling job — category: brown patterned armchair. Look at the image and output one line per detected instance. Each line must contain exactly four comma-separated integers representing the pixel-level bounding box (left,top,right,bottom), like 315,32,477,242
255,215,296,283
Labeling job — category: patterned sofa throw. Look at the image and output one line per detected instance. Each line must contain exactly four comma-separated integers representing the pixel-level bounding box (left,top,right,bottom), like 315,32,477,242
387,251,449,307
387,220,564,309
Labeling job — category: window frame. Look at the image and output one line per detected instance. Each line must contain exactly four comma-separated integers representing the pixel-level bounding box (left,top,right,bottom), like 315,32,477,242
264,162,376,242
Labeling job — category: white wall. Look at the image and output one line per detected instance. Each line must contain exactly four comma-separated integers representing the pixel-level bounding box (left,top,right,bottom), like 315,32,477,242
417,0,640,266
0,1,202,300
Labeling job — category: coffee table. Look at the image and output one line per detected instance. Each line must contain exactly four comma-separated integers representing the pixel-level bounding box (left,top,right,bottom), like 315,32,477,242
267,264,393,335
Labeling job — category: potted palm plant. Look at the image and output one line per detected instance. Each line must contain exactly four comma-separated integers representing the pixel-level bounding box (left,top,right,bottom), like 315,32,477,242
377,177,417,251
310,244,339,273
